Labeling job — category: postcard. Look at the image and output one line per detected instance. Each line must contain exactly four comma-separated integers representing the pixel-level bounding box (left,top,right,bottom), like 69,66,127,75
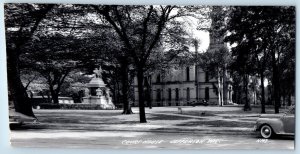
5,3,295,149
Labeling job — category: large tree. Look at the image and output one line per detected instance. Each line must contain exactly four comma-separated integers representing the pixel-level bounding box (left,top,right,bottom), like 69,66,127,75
7,4,117,108
91,5,209,123
21,34,84,104
198,6,232,106
5,4,54,117
77,26,137,114
225,6,295,113
200,46,232,106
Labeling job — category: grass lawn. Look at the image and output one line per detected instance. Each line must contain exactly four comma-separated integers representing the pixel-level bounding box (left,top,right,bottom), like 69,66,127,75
176,120,254,128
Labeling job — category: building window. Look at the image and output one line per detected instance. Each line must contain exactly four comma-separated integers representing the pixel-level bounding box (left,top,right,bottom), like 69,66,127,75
168,88,172,101
186,67,190,81
175,88,179,101
186,87,190,101
205,87,210,100
205,72,209,82
156,74,161,83
156,89,161,101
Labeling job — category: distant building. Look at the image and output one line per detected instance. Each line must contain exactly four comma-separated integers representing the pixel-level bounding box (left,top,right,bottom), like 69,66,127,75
132,65,233,107
132,33,234,107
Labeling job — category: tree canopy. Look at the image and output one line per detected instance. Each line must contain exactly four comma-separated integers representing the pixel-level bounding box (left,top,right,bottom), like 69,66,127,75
225,6,295,113
5,4,295,119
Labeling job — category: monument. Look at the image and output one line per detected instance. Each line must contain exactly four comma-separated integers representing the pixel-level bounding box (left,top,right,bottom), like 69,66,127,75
82,67,115,109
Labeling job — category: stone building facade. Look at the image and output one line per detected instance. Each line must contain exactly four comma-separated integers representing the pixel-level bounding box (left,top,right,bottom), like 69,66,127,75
132,64,233,107
132,17,234,107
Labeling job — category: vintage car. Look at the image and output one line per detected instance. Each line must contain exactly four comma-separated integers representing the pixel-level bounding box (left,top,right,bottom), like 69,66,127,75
255,106,295,139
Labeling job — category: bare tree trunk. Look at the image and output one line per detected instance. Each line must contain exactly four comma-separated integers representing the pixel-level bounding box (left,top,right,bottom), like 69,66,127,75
220,76,223,105
288,93,292,106
272,51,280,114
243,74,251,111
144,77,152,109
137,67,147,123
7,49,35,117
6,4,54,118
116,81,121,106
112,83,117,106
217,70,222,106
260,70,266,113
52,93,59,104
120,58,133,114
222,67,228,105
49,82,58,104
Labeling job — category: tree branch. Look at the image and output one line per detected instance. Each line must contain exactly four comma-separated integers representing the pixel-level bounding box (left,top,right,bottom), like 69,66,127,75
141,6,154,52
16,4,55,53
143,5,173,62
92,5,139,64
24,73,38,90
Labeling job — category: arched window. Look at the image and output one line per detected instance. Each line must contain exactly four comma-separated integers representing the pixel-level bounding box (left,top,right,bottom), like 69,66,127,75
175,88,179,101
156,89,161,101
156,74,161,83
205,87,210,100
168,88,172,101
205,72,209,82
186,67,190,81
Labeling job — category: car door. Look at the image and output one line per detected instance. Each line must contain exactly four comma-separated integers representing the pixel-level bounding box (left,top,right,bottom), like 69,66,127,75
281,108,295,134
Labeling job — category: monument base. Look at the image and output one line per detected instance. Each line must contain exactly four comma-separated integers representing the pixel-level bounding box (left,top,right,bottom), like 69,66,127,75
82,96,115,109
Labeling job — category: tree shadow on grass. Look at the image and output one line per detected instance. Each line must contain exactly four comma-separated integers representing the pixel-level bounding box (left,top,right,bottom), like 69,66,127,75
176,120,254,128
148,115,200,121
10,123,48,130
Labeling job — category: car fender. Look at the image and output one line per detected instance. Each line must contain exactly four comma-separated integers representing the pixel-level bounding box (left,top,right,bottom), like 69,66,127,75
257,118,284,134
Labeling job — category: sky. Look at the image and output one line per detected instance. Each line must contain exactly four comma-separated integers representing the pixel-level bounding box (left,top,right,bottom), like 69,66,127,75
168,7,211,53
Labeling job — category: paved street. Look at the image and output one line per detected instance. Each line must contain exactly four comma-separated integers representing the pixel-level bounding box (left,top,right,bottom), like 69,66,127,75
10,130,294,149
11,129,294,149
9,106,294,149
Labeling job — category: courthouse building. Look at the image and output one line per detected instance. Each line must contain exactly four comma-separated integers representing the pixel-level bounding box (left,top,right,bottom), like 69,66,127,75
133,34,234,107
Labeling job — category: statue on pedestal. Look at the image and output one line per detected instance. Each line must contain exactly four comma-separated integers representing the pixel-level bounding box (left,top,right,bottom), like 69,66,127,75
82,67,115,109
93,67,103,78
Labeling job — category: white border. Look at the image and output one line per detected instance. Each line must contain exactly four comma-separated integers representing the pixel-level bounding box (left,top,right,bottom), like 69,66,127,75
0,1,298,154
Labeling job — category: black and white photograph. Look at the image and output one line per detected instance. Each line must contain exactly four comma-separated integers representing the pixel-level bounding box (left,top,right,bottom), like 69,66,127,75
5,3,295,149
